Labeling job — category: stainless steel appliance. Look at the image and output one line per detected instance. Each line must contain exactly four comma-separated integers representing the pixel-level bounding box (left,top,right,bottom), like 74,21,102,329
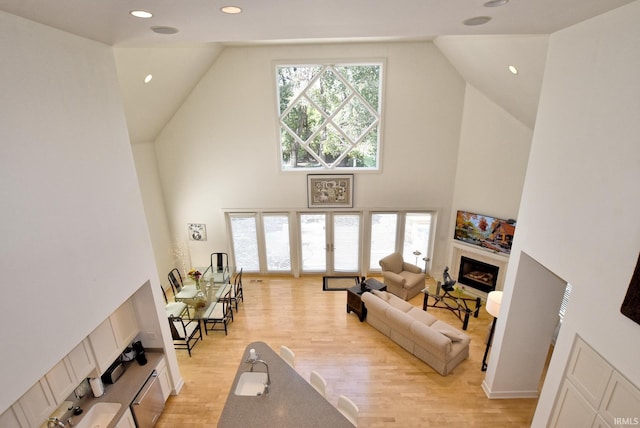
131,370,165,427
101,360,126,384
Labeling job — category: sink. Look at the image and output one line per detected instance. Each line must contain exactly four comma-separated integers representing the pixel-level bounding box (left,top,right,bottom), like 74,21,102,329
234,372,268,396
75,402,121,428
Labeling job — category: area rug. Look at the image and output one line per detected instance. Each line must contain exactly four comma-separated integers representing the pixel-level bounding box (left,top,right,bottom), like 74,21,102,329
322,275,364,291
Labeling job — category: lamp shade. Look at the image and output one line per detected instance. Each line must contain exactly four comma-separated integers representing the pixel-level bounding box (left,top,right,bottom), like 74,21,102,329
485,291,503,318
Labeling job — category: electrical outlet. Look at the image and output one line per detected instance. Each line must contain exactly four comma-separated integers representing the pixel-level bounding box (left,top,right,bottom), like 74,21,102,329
147,332,158,339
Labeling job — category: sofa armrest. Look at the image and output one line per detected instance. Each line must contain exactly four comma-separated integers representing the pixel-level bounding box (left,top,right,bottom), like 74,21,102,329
382,271,406,287
402,262,423,274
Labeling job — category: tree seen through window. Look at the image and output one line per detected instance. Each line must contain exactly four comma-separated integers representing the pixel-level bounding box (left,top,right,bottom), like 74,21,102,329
277,63,382,170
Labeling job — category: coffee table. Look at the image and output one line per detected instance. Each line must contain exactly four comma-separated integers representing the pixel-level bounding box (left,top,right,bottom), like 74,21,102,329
421,281,481,330
346,277,386,322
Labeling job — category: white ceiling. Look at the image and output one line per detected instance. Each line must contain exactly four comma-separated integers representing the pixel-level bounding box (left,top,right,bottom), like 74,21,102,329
1,0,633,143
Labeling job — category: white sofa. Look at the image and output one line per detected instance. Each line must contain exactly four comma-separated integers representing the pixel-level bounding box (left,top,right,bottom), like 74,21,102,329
362,290,470,376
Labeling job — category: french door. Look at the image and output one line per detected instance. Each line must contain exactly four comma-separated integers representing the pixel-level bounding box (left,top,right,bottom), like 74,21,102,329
299,212,361,274
227,210,432,275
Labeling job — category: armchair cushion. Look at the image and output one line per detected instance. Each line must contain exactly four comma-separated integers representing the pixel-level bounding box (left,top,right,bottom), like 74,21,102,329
379,252,426,300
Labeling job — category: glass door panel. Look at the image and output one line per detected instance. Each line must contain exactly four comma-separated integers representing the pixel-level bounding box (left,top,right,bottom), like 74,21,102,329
300,213,326,272
402,212,432,270
229,214,259,272
369,213,398,270
263,214,291,272
333,213,360,272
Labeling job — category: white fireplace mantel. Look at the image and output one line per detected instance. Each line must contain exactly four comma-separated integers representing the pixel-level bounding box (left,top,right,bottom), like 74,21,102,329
447,241,510,299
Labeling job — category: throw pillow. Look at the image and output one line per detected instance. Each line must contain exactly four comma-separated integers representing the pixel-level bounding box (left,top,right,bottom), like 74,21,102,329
372,289,390,301
439,330,463,342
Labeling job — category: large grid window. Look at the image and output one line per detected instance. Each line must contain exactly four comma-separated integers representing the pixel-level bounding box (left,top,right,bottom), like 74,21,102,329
276,63,382,170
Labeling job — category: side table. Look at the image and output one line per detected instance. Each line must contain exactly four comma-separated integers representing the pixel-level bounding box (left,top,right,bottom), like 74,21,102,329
346,278,386,322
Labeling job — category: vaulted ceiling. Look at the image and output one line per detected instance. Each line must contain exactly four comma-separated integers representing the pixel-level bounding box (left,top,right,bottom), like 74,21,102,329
1,0,633,143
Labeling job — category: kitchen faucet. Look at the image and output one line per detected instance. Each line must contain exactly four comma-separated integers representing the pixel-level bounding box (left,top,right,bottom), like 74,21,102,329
47,417,66,428
249,359,271,395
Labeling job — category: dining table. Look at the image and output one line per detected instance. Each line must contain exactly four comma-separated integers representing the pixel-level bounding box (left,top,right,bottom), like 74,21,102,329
186,266,235,322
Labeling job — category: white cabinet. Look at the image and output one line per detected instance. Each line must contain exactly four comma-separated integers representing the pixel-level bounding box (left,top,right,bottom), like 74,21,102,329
89,317,121,375
114,407,136,428
89,300,139,375
45,359,77,404
16,379,56,427
68,339,96,380
111,300,139,348
156,357,171,402
551,337,640,428
46,339,96,403
0,406,25,428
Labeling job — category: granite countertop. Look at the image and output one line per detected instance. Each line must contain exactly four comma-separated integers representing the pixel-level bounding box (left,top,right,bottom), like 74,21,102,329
218,341,354,428
66,351,164,428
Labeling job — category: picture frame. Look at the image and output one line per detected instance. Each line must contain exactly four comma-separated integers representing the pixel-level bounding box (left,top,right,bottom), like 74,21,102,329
187,223,207,241
307,174,354,208
621,252,640,325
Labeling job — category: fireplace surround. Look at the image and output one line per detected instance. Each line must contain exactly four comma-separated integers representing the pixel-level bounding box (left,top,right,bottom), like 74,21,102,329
450,243,509,297
458,256,499,293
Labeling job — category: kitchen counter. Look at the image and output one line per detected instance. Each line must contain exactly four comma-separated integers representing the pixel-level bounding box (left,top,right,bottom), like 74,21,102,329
218,342,354,428
66,351,164,428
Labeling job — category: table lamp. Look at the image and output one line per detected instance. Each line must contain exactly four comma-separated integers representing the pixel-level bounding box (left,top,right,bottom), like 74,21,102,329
482,290,503,371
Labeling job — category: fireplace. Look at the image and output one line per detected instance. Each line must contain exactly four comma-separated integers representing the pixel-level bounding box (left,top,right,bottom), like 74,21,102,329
458,256,499,294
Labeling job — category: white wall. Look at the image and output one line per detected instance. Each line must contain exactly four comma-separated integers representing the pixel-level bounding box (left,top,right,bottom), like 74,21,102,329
132,142,175,286
150,42,466,271
451,83,531,221
446,83,532,271
0,12,170,411
481,1,640,424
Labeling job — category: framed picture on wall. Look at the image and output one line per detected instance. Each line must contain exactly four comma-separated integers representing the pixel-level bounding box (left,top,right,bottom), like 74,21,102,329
307,174,354,208
188,223,207,241
621,252,640,325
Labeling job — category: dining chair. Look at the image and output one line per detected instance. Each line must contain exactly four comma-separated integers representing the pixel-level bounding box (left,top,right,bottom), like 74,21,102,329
168,315,202,357
204,289,233,335
229,268,244,311
280,345,296,368
210,252,229,275
310,370,327,399
168,268,198,300
337,395,359,426
161,286,189,319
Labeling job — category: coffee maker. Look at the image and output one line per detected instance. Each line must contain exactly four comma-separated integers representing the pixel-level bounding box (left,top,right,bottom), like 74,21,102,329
132,340,147,365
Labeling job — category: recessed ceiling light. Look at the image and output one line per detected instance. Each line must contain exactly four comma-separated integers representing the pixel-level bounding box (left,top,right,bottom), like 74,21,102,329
151,26,179,35
144,74,153,83
221,6,243,14
130,10,153,19
463,16,492,26
508,65,519,75
484,0,509,7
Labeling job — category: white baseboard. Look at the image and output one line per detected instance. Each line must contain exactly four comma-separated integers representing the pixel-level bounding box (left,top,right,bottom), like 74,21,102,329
482,380,539,399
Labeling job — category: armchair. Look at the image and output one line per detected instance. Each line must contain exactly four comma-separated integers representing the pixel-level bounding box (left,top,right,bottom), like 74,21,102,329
379,252,425,300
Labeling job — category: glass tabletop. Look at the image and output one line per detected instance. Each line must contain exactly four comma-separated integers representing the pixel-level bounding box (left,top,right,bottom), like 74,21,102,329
187,266,235,320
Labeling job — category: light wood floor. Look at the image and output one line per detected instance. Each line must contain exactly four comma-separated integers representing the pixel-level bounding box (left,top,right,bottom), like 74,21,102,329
156,275,539,427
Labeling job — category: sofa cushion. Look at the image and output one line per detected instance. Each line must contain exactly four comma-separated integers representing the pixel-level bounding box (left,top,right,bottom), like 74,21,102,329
409,322,451,357
387,293,415,313
385,305,413,331
406,307,437,326
399,271,425,290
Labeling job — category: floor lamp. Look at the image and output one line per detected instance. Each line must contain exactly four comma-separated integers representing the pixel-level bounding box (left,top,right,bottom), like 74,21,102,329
482,291,503,371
